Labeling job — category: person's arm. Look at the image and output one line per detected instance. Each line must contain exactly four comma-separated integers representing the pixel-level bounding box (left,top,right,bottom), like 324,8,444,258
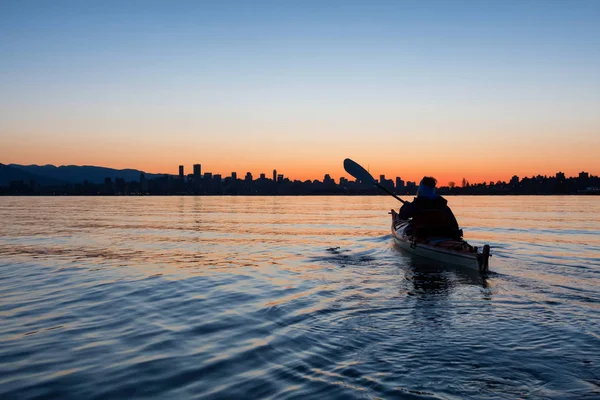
444,206,460,230
398,202,415,220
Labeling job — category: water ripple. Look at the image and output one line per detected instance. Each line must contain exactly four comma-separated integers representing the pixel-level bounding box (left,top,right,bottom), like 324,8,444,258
1,196,599,399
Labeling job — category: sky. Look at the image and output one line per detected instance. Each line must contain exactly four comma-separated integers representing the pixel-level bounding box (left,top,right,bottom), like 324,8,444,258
1,0,599,184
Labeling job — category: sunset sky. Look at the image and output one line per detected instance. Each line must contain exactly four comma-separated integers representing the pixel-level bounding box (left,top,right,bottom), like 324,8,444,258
1,0,599,185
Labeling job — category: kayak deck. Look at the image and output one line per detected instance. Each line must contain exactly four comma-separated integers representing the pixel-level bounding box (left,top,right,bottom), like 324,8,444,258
390,210,490,272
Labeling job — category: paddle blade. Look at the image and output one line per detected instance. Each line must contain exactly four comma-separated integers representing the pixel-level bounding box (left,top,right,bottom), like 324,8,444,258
343,158,376,185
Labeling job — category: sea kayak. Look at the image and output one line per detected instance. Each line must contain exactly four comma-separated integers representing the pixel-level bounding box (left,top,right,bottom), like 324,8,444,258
390,209,490,272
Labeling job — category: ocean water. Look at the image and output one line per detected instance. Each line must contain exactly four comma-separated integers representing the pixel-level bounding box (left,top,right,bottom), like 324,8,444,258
1,196,599,399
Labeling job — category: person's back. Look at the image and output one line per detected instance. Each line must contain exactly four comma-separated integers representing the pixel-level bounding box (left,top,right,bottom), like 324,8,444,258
399,177,461,239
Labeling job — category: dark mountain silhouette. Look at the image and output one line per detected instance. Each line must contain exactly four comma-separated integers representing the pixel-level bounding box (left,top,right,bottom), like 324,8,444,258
0,164,67,186
7,164,164,185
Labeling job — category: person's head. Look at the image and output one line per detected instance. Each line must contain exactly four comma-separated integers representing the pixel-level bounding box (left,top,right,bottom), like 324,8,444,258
417,176,437,199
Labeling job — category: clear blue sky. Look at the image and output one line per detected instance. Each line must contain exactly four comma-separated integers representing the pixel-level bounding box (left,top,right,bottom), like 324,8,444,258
1,0,599,182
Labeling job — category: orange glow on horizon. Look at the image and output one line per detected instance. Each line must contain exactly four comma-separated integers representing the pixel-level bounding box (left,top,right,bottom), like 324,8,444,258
2,153,597,187
2,122,598,186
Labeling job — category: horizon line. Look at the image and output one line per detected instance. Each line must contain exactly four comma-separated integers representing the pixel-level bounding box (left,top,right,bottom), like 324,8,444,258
3,162,598,186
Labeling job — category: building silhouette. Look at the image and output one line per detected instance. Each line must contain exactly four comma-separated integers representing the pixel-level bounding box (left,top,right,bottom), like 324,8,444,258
396,177,404,191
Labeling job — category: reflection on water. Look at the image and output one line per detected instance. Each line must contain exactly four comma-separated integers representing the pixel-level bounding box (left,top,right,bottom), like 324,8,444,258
0,196,599,399
404,256,490,294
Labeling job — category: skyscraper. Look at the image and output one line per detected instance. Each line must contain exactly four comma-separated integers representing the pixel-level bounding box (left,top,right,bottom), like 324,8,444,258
179,165,184,179
273,169,277,181
193,164,201,177
395,177,404,189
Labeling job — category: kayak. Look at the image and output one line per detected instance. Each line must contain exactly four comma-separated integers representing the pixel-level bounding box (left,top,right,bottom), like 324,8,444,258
390,209,491,272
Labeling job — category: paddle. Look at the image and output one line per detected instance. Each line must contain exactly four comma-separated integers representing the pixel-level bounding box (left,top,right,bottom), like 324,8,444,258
343,158,406,204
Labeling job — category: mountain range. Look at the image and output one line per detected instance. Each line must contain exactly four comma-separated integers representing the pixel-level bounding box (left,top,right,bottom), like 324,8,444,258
0,164,166,186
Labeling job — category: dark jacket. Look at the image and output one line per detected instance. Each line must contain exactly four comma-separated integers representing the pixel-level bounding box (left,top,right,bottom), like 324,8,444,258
399,196,461,239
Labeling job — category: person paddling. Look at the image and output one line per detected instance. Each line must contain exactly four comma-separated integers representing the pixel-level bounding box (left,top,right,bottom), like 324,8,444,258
398,177,462,240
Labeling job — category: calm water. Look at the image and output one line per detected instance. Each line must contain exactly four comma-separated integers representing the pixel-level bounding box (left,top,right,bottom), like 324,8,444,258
1,196,599,399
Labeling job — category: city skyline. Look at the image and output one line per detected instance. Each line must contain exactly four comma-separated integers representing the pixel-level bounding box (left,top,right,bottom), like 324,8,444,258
2,161,597,189
3,160,598,196
145,162,600,188
1,1,599,182
0,153,600,185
